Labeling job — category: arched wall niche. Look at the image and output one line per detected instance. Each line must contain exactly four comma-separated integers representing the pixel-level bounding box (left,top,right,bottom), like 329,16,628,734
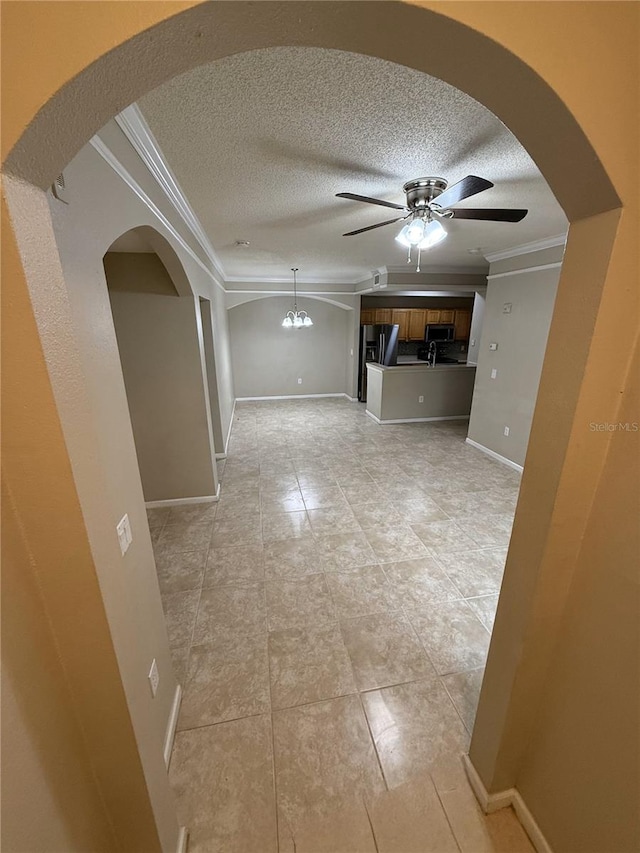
2,4,637,852
104,225,194,297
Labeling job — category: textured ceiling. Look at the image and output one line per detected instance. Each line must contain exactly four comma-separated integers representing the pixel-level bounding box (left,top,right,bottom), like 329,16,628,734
138,48,567,282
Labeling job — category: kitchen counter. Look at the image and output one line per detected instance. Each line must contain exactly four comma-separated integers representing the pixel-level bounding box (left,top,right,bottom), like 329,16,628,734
395,355,469,366
366,361,476,423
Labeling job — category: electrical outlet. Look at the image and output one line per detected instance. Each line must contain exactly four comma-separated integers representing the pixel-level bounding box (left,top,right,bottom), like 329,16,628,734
418,395,424,403
503,302,512,314
470,338,476,347
297,377,302,385
350,348,354,357
148,659,159,697
491,368,498,379
116,514,132,555
504,426,510,436
489,342,498,351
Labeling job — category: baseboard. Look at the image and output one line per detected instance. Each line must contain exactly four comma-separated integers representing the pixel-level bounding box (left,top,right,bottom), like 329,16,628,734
163,684,182,768
366,410,470,425
215,452,227,460
344,394,357,402
235,393,349,401
465,437,524,473
462,755,552,853
223,398,236,455
176,826,188,853
145,484,221,509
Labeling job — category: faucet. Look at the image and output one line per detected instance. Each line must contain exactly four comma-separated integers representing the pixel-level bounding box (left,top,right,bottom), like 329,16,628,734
428,340,437,367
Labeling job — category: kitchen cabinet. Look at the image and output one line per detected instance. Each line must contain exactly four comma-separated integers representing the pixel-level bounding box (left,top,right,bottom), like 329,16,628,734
439,309,455,324
408,309,427,341
454,309,471,340
426,309,441,324
360,309,374,325
392,309,411,341
375,308,392,324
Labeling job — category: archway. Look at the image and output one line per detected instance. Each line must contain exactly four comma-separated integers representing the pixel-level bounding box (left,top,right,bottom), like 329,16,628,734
104,227,219,503
2,4,636,852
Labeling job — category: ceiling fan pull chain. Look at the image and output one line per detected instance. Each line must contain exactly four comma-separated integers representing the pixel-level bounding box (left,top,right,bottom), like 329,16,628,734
416,247,422,273
406,246,412,264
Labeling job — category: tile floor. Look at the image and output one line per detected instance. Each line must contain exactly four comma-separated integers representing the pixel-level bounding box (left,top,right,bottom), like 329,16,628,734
149,399,533,852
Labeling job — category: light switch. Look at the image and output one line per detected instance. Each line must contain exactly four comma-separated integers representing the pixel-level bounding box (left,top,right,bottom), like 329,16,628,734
503,303,512,314
116,514,132,555
491,368,498,380
489,342,498,351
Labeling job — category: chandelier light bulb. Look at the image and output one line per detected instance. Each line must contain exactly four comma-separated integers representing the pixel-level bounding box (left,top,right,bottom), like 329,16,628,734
303,315,313,327
282,314,293,328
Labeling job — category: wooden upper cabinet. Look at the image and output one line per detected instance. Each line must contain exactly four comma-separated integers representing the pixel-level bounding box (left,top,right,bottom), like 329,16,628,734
408,309,427,340
439,309,455,324
360,309,374,325
426,309,441,324
375,308,392,324
454,309,472,340
391,309,410,341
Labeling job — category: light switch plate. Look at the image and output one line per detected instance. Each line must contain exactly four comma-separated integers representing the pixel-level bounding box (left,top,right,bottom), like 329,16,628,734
504,426,510,436
489,342,498,351
116,514,132,555
491,368,498,379
503,303,513,314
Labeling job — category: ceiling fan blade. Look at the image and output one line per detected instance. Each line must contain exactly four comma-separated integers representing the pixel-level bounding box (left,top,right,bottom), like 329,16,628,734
343,216,405,236
448,208,528,222
336,192,406,211
434,175,494,209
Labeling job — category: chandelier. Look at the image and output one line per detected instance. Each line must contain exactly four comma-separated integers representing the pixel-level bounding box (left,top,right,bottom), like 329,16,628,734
282,267,313,328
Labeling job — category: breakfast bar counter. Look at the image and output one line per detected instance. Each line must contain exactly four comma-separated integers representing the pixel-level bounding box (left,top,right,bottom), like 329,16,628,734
366,362,476,424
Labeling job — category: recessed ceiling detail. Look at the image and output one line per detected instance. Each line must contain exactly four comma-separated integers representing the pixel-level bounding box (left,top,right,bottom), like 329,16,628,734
138,47,567,281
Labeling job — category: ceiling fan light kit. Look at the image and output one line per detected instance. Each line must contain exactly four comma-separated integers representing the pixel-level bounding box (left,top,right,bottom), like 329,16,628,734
336,175,528,272
282,268,313,329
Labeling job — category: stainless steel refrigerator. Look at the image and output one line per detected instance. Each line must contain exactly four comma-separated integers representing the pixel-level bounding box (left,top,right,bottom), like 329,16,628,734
358,324,399,402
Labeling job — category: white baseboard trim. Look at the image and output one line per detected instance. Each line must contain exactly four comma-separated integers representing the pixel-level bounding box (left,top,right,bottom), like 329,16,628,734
145,484,221,509
462,755,552,853
223,398,236,455
366,410,470,425
465,437,524,473
215,452,227,460
344,394,357,402
176,826,188,853
163,684,182,769
235,393,349,402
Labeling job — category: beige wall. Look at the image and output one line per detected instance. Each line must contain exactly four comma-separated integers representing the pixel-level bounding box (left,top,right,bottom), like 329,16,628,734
2,3,638,851
515,335,640,853
2,483,116,853
106,253,217,501
467,246,562,466
229,296,351,398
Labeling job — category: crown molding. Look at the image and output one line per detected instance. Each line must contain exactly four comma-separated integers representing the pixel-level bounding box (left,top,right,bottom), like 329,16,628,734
385,264,488,276
223,274,359,288
484,234,567,263
90,136,224,292
115,104,227,283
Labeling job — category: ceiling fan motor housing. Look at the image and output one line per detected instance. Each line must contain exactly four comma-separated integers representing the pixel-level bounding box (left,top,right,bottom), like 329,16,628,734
403,177,448,210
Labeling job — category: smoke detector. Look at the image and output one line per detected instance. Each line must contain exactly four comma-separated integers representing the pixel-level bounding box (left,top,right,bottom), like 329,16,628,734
51,172,69,204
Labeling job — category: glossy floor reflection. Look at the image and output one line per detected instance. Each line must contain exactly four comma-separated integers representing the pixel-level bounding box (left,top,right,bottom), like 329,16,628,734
150,398,534,852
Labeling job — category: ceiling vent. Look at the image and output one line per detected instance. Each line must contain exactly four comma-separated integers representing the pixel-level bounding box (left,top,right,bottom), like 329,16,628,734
373,273,380,287
51,172,69,204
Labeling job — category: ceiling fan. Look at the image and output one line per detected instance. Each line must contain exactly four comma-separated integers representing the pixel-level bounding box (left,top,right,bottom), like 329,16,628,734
336,175,527,270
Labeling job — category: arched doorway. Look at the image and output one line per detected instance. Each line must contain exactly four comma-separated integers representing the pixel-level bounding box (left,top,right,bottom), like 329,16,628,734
3,4,636,852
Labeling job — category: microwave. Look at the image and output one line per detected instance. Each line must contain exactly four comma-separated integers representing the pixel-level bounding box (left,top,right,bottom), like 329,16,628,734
425,324,455,342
